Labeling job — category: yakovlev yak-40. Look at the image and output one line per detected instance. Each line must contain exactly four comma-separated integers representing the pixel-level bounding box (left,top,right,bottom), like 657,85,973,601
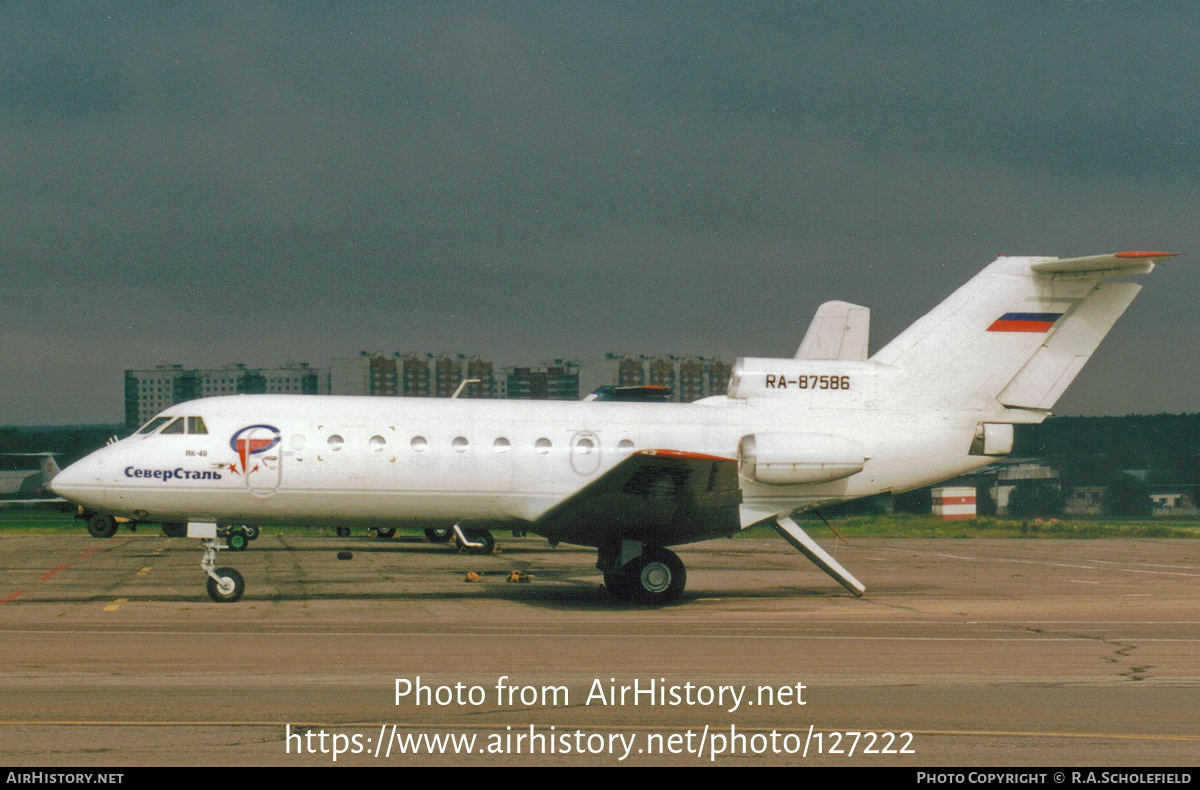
52,251,1176,604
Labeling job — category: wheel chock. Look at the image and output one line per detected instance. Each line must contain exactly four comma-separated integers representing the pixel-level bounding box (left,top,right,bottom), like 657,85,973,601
465,572,484,583
506,570,529,583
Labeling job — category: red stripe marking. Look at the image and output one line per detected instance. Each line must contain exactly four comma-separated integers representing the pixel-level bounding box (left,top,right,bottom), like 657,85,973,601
933,496,976,505
1115,251,1177,258
39,564,71,581
988,319,1056,333
640,449,735,462
79,538,119,559
0,591,24,605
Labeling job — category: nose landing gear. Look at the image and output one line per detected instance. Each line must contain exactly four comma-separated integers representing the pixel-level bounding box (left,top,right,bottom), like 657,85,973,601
187,523,247,603
200,537,245,602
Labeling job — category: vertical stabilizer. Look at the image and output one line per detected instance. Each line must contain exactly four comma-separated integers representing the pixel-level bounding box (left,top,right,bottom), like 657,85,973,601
871,252,1174,411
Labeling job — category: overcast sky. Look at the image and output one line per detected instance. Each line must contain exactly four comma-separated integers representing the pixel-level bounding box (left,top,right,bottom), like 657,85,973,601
2,2,1198,424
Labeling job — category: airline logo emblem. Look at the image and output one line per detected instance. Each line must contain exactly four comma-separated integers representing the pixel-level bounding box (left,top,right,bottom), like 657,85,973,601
987,312,1063,333
229,424,281,474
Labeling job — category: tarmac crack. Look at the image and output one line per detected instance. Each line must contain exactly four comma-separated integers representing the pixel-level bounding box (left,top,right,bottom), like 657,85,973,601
1022,626,1151,682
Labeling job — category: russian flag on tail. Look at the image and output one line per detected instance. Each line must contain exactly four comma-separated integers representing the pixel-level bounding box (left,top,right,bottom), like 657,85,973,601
987,312,1063,333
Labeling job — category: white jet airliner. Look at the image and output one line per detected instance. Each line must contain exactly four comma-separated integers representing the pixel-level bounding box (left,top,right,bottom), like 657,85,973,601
51,251,1175,604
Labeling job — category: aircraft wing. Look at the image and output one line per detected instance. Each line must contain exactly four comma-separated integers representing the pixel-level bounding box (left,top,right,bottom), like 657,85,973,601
0,498,68,507
534,450,742,548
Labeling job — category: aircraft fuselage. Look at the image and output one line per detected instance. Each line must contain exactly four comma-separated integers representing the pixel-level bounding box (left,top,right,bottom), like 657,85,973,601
52,387,992,548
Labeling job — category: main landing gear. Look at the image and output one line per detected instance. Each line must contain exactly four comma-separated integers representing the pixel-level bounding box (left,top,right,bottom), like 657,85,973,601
598,541,687,605
452,524,495,555
86,514,118,538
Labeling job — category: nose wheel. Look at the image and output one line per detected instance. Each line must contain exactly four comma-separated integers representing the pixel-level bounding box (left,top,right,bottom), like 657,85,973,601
200,538,245,602
206,567,245,602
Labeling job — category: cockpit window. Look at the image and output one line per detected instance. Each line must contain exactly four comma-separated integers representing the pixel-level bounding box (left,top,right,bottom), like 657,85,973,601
188,417,208,435
138,416,172,435
161,417,186,434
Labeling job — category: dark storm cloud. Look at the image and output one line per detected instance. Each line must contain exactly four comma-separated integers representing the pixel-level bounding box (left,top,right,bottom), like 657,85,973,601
2,2,1198,422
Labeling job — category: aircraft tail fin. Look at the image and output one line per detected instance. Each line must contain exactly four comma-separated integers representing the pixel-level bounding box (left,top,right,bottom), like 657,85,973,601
871,252,1176,412
40,455,60,482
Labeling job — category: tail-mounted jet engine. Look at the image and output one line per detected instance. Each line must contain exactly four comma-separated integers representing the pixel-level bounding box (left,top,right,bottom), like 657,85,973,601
738,432,866,486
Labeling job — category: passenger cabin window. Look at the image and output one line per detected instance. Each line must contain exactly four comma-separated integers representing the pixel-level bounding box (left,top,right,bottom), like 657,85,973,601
138,416,171,435
161,417,186,434
188,417,208,435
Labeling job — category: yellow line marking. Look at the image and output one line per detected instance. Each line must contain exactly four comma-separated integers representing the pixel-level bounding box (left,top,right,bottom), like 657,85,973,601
102,604,119,612
136,566,152,576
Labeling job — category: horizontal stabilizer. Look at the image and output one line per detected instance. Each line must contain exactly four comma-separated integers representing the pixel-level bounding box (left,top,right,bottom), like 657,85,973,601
795,301,870,361
773,514,865,596
1031,251,1178,278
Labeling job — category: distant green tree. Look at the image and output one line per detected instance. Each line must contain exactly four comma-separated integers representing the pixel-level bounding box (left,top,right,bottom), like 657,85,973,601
1006,481,1064,518
893,487,931,515
1103,472,1152,517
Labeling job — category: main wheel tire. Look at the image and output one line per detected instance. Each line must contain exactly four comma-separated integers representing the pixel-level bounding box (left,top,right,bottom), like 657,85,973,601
336,526,352,538
375,527,396,540
206,567,245,603
227,532,248,551
603,571,634,600
609,547,686,605
86,514,118,538
161,522,187,538
424,527,453,543
456,530,495,555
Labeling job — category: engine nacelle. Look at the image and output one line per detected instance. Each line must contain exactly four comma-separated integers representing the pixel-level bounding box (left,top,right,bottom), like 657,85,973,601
739,432,866,486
